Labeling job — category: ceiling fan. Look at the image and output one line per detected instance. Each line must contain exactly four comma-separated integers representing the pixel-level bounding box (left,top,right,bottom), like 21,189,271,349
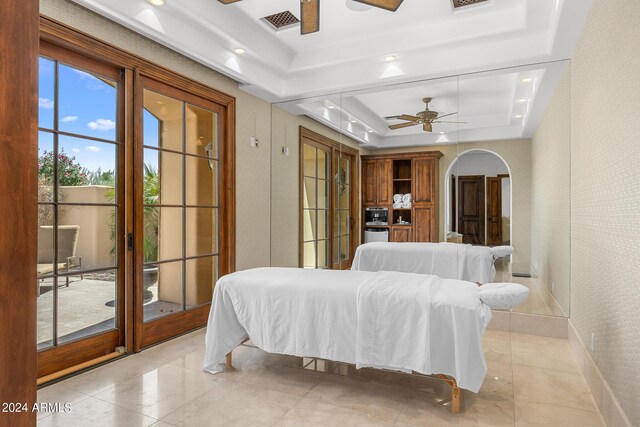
217,0,404,35
385,97,465,132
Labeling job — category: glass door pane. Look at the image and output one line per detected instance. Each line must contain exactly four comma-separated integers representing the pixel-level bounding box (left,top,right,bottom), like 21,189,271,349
301,143,330,268
141,85,219,326
333,154,352,269
36,54,123,357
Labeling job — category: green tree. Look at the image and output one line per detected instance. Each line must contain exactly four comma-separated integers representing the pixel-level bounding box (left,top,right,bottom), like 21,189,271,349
38,149,88,186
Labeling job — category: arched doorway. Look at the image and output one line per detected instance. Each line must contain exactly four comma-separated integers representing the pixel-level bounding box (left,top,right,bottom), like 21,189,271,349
444,149,512,247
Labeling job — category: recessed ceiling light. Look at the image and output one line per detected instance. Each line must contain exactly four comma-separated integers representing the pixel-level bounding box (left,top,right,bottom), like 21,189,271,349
327,105,335,109
384,55,397,62
522,77,533,82
517,98,527,103
350,119,358,123
514,114,523,118
233,47,246,54
367,129,374,133
147,0,165,5
439,132,445,134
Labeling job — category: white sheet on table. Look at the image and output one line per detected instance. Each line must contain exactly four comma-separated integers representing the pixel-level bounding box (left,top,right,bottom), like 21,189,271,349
351,242,496,283
203,267,491,393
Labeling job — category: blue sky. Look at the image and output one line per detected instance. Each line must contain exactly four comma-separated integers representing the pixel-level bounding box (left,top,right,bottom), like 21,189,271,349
38,57,161,172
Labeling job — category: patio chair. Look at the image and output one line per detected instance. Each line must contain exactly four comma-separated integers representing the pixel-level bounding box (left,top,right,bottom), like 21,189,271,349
37,225,81,296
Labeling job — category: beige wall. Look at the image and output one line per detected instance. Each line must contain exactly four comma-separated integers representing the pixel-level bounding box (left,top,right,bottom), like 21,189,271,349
41,0,272,271
367,139,532,265
270,106,362,268
531,66,571,316
58,185,113,268
570,0,640,422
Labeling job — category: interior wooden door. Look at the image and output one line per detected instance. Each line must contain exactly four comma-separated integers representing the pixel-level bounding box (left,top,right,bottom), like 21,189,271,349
486,176,503,246
450,174,456,232
458,175,485,245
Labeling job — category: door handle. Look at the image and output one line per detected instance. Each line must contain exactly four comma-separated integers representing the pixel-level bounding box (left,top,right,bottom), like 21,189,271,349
127,233,134,251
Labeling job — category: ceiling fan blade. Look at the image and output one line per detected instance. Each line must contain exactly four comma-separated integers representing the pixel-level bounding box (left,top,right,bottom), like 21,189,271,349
301,0,320,35
389,122,417,130
423,123,432,132
435,112,457,120
432,120,468,124
352,0,404,12
217,0,242,3
398,114,420,121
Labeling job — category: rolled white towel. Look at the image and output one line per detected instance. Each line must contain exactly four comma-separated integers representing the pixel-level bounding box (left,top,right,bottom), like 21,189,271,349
393,202,402,209
393,194,403,202
401,201,412,209
402,193,412,202
478,283,529,310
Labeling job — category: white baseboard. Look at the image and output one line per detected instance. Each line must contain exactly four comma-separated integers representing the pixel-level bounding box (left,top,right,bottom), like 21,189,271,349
567,320,633,427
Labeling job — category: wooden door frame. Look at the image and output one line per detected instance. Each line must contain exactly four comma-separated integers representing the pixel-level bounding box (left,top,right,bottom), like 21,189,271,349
39,18,236,356
457,175,485,245
36,41,128,378
134,75,233,350
485,176,503,246
0,1,39,423
298,127,359,269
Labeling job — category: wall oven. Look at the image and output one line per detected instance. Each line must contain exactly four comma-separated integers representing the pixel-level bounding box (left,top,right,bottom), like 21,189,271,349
364,207,389,226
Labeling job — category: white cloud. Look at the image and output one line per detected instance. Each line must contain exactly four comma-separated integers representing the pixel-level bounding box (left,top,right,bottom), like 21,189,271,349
39,98,54,109
85,146,102,153
61,115,78,123
87,119,116,132
71,148,81,154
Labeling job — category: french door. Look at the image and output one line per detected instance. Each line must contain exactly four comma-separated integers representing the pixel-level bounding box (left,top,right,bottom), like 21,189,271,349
300,128,359,270
134,77,229,349
37,42,127,377
36,27,235,376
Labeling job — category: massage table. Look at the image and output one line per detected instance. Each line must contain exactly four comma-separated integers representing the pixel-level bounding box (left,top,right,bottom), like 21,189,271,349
203,267,526,413
351,242,515,283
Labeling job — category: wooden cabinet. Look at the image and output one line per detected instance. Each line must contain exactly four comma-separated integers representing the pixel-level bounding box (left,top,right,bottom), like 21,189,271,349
414,207,435,242
361,152,442,243
362,159,393,206
391,227,412,242
413,158,436,205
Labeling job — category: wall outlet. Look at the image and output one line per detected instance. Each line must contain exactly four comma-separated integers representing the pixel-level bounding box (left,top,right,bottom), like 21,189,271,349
282,146,289,156
250,136,259,147
590,333,596,353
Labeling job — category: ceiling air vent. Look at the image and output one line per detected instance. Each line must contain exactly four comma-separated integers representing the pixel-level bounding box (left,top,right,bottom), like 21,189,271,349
452,0,489,8
263,11,300,30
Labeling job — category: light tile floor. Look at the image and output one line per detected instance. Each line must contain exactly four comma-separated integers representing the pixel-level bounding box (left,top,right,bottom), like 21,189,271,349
37,328,605,426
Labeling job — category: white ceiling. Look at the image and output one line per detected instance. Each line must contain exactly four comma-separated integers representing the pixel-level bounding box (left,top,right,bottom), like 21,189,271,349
277,60,569,148
71,0,590,147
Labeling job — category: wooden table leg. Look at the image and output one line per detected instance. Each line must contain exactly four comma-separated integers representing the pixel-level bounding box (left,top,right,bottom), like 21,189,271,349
226,352,233,369
451,384,461,414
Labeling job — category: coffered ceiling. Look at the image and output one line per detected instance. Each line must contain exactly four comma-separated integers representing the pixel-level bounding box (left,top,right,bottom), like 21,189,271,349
71,0,590,147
